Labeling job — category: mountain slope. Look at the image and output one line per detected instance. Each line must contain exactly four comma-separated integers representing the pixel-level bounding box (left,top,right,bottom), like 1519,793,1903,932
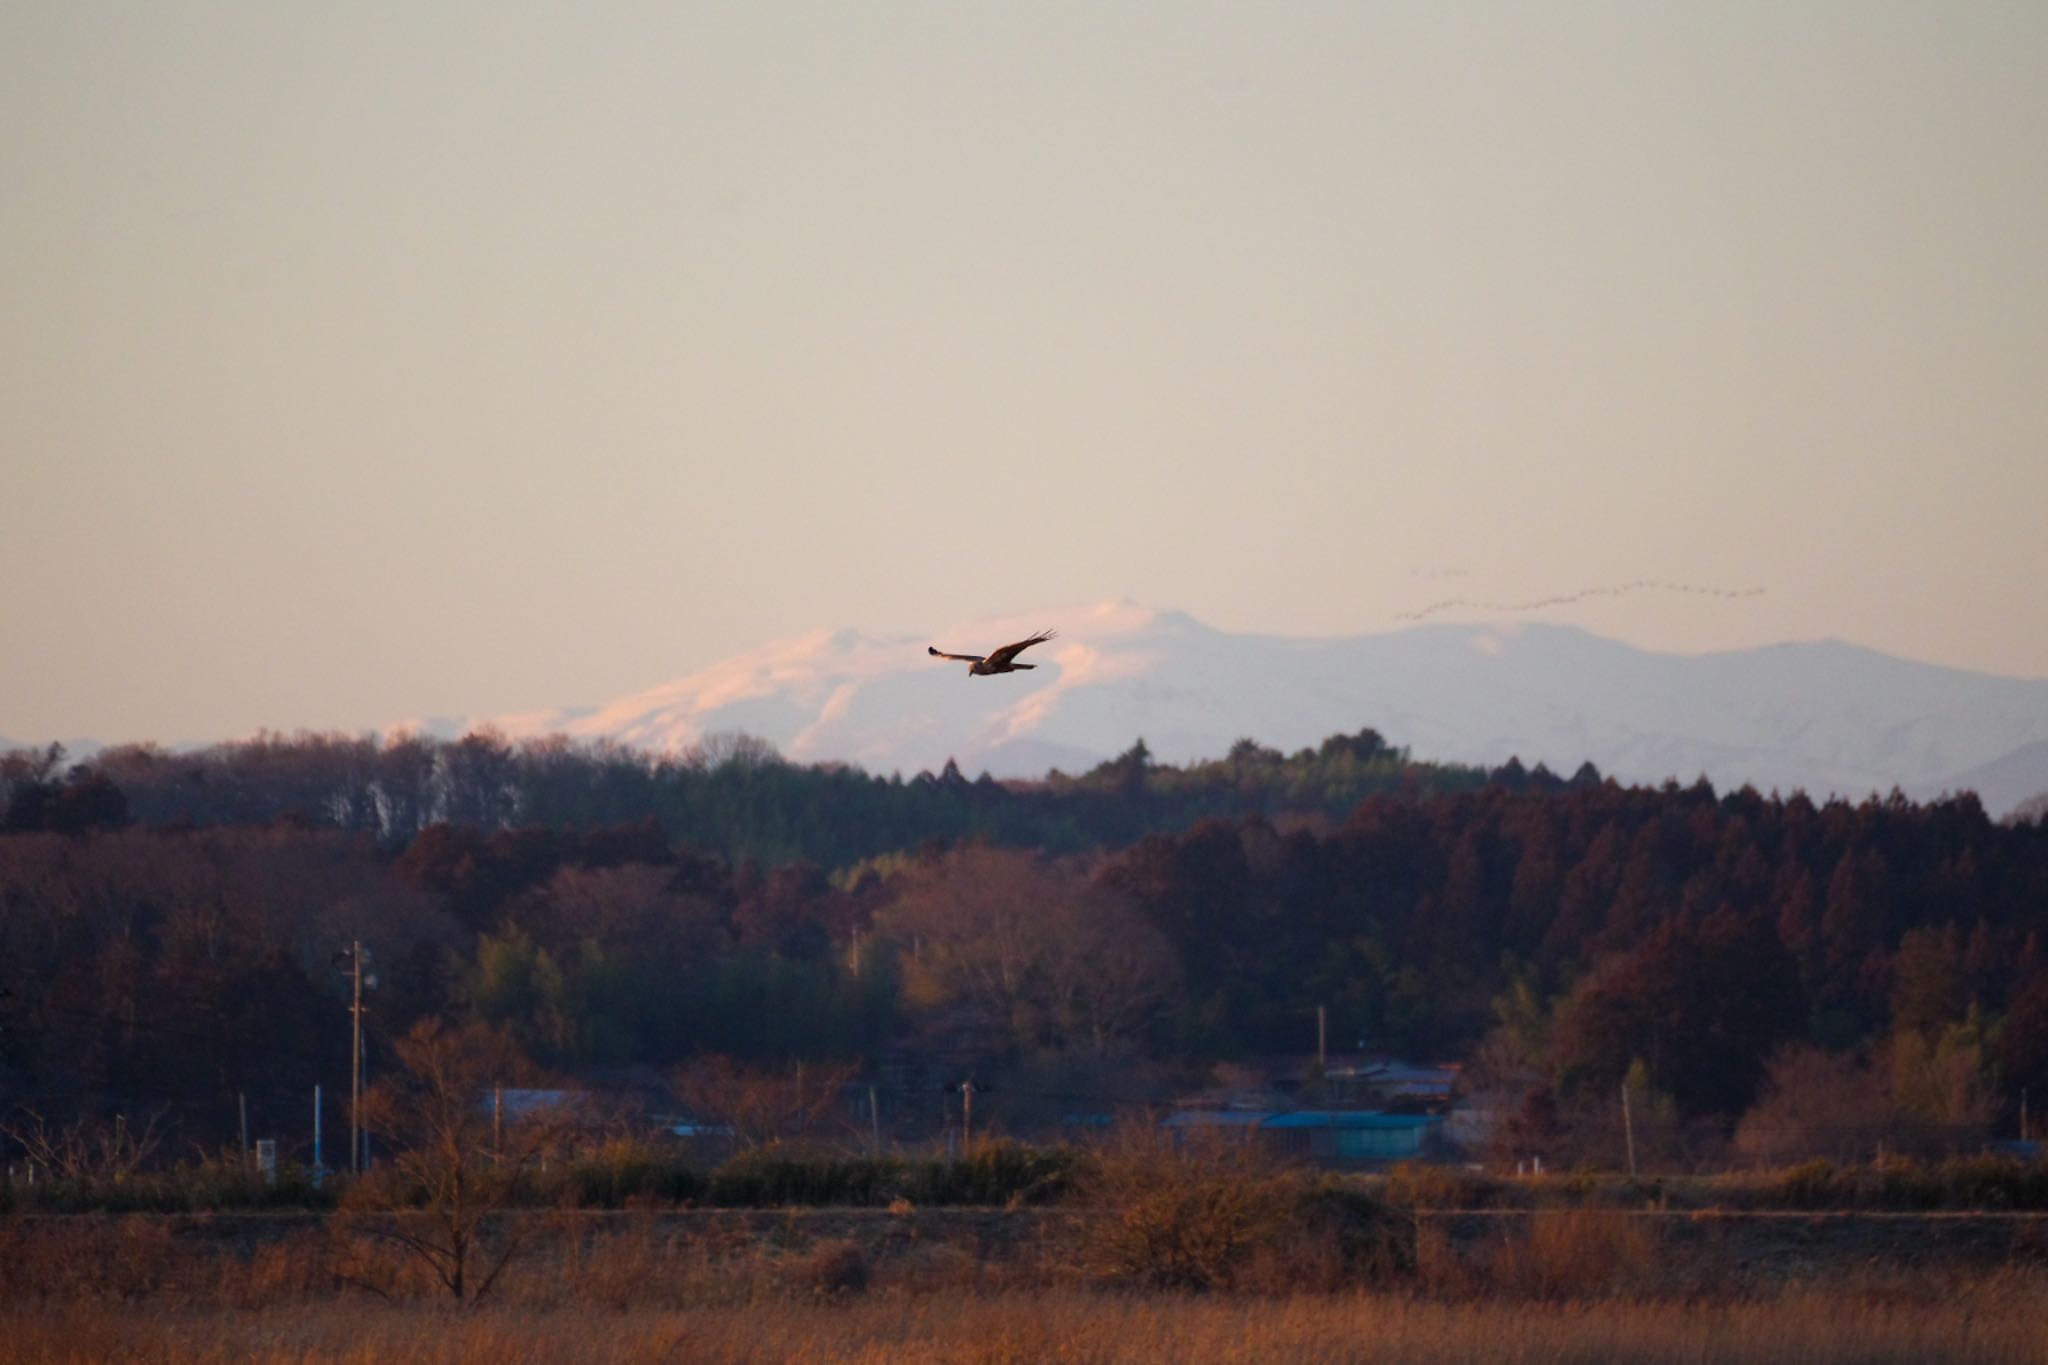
455,601,2048,813
1915,739,2048,817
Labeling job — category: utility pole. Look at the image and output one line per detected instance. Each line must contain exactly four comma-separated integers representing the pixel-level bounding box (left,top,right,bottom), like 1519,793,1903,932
1620,1079,1637,1180
868,1085,881,1154
350,942,363,1174
1317,1005,1328,1071
333,941,372,1175
956,1079,986,1151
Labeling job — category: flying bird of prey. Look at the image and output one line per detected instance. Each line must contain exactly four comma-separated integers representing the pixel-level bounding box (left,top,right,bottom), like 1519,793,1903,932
928,628,1057,676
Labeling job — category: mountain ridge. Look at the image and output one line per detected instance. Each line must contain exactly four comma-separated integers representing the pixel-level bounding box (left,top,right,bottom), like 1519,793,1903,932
399,602,2048,816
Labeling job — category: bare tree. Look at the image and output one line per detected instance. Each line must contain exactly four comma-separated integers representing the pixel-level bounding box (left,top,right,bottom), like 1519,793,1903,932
339,1019,560,1303
0,1109,163,1183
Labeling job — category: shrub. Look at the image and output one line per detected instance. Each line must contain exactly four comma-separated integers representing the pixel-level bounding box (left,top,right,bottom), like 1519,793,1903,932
1872,1154,1942,1210
552,1141,704,1207
1383,1161,1498,1210
1773,1159,1845,1208
707,1151,900,1207
0,1158,336,1216
1307,1184,1417,1280
900,1141,1075,1207
1486,1208,1661,1300
1063,1126,1312,1292
783,1237,870,1297
1937,1154,2048,1209
0,1214,177,1303
222,1230,336,1308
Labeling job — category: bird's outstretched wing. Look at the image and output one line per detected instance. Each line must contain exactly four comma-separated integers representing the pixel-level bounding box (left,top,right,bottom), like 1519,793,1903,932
928,646,986,663
983,628,1057,670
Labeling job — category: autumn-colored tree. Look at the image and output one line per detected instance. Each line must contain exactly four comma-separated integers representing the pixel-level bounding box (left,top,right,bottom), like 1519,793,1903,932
1734,1023,1998,1165
2000,964,2048,1131
1889,923,1967,1039
879,847,1179,1055
1886,1012,1998,1139
1733,1044,1901,1165
1550,909,1804,1118
9,730,2048,1156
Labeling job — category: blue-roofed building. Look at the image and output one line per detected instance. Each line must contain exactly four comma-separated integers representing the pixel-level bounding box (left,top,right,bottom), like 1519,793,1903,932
1155,1107,1448,1164
1259,1111,1444,1163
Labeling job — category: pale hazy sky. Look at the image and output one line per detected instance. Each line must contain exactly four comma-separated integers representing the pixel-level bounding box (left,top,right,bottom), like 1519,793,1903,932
5,2,2045,745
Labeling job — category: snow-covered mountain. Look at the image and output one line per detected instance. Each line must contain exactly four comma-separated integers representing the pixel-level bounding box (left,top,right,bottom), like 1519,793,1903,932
429,601,2048,815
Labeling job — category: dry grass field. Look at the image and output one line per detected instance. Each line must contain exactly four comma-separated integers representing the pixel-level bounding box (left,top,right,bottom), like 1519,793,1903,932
4,1205,2048,1363
6,1286,2048,1365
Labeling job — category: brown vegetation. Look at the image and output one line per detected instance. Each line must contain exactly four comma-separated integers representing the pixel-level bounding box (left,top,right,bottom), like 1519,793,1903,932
338,1018,567,1302
0,1110,162,1184
7,1146,2048,1362
670,1054,863,1152
1065,1124,1317,1291
8,755,2047,1170
877,846,1180,1055
3,1275,2048,1364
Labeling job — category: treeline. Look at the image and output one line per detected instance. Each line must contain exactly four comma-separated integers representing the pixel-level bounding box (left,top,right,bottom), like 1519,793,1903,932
3,732,2047,1168
1104,782,2048,1154
1,727,1481,866
0,819,893,1149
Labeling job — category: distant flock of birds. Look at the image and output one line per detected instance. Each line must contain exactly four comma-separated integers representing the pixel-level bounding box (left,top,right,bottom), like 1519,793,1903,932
1395,579,1766,622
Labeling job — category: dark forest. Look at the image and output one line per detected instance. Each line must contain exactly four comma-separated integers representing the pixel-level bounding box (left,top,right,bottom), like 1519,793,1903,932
3,729,2045,1167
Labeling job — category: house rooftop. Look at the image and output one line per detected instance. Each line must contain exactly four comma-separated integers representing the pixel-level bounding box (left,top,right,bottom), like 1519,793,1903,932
1160,1109,1274,1128
1261,1111,1440,1131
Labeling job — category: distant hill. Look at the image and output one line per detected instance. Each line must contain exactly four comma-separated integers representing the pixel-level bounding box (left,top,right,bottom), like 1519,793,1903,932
1914,739,2048,817
403,601,2048,817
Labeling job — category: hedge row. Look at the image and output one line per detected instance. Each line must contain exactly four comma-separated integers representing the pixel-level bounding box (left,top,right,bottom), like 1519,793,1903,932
0,1141,1075,1214
10,1148,2045,1216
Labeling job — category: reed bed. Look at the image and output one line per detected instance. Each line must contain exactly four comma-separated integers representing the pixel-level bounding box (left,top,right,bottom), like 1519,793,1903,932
7,1146,2048,1364
5,1285,2048,1365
